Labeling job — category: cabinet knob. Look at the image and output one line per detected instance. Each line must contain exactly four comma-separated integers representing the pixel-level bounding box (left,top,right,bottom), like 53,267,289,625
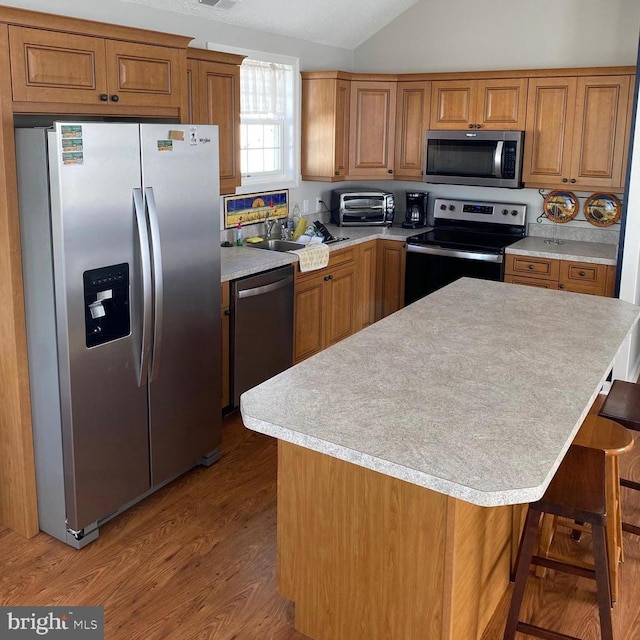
562,178,568,183
579,271,586,277
570,178,576,183
559,284,566,289
527,264,535,270
224,309,230,316
475,124,481,129
99,93,108,102
468,124,474,129
324,275,332,282
335,171,340,176
111,94,120,102
388,169,393,174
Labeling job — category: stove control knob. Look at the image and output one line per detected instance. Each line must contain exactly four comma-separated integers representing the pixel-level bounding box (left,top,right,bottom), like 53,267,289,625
440,204,447,210
448,205,455,211
502,209,509,215
511,209,518,216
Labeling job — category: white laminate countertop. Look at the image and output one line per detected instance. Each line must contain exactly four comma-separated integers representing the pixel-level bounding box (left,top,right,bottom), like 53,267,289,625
220,224,417,282
241,278,640,507
507,236,618,265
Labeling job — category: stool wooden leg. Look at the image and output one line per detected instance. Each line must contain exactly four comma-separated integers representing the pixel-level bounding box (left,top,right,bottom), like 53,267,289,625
605,455,619,604
504,508,540,640
535,513,555,578
592,522,614,640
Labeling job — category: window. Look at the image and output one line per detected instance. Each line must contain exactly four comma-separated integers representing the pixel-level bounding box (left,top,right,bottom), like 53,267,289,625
240,54,298,189
207,44,299,190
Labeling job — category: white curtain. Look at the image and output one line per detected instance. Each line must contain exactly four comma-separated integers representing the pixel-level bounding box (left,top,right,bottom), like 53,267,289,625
240,59,289,120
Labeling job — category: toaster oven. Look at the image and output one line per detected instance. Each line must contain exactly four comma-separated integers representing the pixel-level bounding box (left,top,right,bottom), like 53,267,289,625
330,189,395,227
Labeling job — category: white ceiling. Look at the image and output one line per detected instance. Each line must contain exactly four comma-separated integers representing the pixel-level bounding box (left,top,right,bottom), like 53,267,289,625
120,0,418,49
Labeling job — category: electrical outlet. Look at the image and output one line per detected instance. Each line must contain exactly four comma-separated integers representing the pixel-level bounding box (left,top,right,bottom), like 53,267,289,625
315,197,322,211
302,199,309,213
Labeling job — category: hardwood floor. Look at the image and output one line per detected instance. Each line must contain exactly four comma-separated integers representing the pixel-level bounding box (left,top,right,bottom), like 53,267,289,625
0,407,639,640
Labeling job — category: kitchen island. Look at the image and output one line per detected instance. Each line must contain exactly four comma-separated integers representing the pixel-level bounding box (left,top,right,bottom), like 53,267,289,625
240,278,640,640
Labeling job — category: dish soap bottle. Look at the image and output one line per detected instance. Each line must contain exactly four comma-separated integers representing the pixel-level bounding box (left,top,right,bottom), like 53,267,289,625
235,219,243,246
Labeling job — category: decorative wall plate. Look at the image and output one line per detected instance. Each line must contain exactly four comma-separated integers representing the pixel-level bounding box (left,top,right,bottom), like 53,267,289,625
584,193,622,227
543,190,579,223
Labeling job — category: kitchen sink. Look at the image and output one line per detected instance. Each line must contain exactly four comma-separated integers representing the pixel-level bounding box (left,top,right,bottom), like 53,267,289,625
248,239,306,252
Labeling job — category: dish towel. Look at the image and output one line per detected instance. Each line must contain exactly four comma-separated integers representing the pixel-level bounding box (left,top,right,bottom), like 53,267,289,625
291,243,330,272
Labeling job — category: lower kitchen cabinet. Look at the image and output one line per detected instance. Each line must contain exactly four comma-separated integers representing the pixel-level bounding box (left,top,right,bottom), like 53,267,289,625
294,247,358,363
358,240,378,330
221,282,230,410
376,239,406,320
504,254,615,297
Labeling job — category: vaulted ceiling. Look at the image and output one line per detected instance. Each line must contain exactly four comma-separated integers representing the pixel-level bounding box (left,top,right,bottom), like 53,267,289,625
120,0,418,49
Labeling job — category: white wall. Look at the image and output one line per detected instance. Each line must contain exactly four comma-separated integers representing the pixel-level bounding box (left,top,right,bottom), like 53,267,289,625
354,0,640,72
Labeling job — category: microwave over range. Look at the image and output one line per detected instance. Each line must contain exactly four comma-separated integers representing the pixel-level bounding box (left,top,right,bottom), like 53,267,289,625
424,130,524,188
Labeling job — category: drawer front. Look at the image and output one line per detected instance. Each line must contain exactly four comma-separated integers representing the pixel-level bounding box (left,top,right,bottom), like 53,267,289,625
559,261,607,295
295,245,356,280
505,254,559,280
504,274,559,290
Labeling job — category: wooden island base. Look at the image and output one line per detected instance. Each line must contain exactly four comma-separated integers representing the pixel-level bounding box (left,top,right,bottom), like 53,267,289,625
277,441,519,640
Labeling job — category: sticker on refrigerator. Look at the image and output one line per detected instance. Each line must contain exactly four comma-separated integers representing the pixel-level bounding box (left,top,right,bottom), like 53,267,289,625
157,139,173,152
62,152,84,165
62,138,83,152
189,127,198,145
60,124,82,138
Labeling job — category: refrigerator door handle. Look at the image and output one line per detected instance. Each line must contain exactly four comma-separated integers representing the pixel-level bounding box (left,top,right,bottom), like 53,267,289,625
145,186,164,381
133,188,152,387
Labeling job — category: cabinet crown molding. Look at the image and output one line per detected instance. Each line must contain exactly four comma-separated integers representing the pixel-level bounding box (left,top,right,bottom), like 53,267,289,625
0,5,192,48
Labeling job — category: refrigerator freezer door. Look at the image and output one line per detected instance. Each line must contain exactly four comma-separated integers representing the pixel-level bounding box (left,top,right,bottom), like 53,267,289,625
139,124,222,485
47,122,151,532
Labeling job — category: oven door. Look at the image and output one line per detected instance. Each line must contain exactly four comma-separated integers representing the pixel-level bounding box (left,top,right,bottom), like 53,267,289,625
404,244,504,305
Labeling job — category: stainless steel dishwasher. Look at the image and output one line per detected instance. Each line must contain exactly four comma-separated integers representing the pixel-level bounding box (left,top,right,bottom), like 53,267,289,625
230,265,294,408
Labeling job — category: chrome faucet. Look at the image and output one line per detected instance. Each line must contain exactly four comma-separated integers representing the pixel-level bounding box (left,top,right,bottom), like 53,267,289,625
264,210,278,239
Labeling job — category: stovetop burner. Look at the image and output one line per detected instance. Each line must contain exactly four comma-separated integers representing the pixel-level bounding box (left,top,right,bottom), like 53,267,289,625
408,197,527,253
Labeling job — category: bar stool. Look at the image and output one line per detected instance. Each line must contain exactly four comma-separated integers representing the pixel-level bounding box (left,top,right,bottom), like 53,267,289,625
504,445,612,640
599,379,640,537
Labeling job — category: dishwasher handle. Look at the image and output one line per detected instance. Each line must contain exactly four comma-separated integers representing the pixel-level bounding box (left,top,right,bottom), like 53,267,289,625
236,274,294,299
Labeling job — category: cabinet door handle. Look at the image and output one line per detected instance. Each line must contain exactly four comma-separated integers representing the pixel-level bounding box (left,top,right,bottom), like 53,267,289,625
570,178,576,183
335,171,340,176
527,264,535,270
468,124,474,129
562,177,568,183
475,124,481,129
99,93,108,102
224,309,230,316
111,94,120,102
324,275,332,281
388,169,393,174
559,284,566,289
579,271,585,277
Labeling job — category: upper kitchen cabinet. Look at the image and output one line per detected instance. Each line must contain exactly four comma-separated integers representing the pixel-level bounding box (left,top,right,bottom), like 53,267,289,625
430,77,528,130
301,72,351,181
523,73,632,192
187,49,245,195
8,24,188,115
348,79,397,179
394,80,431,181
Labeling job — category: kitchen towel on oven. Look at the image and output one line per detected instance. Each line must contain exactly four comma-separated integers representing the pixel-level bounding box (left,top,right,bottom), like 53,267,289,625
291,243,330,272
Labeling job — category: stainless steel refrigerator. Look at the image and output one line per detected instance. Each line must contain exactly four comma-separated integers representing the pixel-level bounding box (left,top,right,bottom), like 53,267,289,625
15,122,221,548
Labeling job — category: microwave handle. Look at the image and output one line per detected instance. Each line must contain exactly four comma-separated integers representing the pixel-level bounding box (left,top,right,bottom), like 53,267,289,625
493,140,504,178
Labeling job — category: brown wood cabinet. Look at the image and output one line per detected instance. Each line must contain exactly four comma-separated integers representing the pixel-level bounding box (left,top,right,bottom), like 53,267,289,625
430,78,528,130
357,240,378,330
504,253,616,297
301,73,351,181
394,80,431,181
220,282,230,410
8,25,186,112
348,80,397,179
376,239,406,320
293,247,358,363
187,49,244,195
522,75,632,192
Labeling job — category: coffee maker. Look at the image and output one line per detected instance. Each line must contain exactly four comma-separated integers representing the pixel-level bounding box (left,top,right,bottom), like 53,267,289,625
402,191,429,229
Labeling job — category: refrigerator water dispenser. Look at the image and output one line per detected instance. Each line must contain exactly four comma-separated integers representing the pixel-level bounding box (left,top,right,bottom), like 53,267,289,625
83,263,130,347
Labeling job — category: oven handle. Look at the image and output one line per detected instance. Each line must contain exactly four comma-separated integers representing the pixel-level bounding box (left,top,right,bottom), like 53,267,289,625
406,243,503,263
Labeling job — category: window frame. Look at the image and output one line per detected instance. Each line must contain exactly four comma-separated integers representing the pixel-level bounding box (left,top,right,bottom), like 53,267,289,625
207,43,301,193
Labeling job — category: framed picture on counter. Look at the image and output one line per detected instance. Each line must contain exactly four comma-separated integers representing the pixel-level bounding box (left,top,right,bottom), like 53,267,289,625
223,189,289,229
